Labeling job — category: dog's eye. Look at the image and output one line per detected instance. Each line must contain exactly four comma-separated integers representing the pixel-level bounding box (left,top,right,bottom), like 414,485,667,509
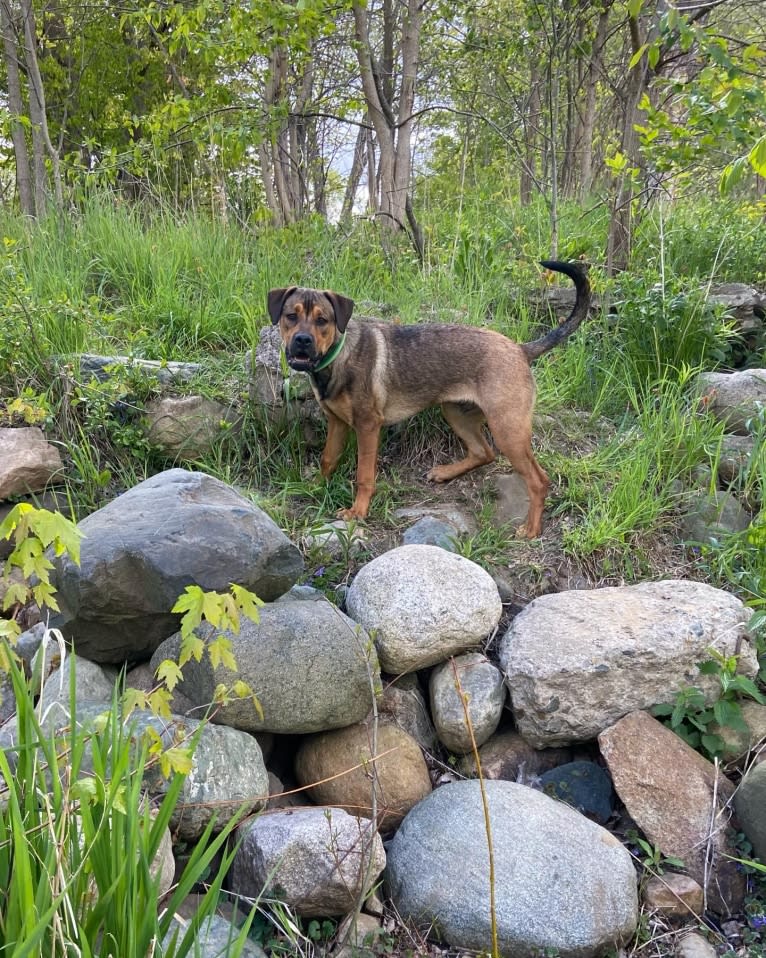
285,313,298,324
315,316,329,327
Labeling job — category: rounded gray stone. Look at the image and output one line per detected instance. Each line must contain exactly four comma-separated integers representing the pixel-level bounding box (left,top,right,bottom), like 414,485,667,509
429,652,505,753
150,599,379,734
229,807,386,917
386,780,638,957
346,545,502,674
51,468,304,664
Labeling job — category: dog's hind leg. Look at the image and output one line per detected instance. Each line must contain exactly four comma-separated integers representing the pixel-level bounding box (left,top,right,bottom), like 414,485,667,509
486,416,550,538
427,402,496,483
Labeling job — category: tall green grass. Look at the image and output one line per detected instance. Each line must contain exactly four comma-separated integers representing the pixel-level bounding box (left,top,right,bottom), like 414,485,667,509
0,647,254,957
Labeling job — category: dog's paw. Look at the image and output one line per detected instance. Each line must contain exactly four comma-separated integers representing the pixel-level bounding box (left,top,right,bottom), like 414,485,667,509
516,522,542,539
426,465,451,483
337,507,367,522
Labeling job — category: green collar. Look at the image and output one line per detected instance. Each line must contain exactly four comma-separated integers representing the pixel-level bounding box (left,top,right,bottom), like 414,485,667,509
312,332,347,372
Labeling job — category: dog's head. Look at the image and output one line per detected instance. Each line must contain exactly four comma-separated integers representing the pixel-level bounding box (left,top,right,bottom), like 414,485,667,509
267,286,354,373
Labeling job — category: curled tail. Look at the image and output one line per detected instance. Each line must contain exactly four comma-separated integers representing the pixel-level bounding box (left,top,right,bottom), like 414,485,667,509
522,260,591,362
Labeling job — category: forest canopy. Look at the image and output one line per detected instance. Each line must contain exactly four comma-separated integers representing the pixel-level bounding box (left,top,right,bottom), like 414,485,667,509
0,0,764,270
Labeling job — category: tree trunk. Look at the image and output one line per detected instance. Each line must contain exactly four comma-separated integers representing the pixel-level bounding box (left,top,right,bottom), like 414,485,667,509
351,0,423,254
580,5,611,197
606,11,650,274
340,124,367,222
520,64,541,206
19,0,63,212
0,0,34,215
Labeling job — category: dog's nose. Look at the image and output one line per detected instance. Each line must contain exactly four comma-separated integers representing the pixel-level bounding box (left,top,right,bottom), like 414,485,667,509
292,333,313,353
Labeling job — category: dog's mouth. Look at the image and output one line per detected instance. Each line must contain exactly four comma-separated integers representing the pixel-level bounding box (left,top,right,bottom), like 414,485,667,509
286,353,316,372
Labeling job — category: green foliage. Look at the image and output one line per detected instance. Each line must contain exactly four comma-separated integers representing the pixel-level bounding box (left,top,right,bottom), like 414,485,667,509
609,275,735,386
627,832,685,875
652,649,766,759
0,505,82,644
0,652,254,957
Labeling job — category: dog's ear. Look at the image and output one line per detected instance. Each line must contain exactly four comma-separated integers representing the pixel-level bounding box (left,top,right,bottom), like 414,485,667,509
267,286,297,325
323,291,355,332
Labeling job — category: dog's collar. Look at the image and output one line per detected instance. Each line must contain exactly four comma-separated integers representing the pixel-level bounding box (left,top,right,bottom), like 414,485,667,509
312,332,347,372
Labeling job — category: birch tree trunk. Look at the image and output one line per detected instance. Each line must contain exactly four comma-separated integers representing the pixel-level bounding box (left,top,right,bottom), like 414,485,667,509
0,0,34,215
19,0,63,212
351,0,423,257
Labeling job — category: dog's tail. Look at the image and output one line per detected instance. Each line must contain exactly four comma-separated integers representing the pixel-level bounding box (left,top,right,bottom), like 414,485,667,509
522,260,591,362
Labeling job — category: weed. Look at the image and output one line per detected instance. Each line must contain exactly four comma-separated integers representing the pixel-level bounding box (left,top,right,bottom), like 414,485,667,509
651,649,766,759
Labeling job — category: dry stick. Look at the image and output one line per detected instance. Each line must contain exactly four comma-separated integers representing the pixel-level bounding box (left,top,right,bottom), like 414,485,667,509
451,657,499,958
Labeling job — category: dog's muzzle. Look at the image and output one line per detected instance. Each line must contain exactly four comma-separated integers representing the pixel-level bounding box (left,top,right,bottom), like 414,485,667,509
286,333,318,371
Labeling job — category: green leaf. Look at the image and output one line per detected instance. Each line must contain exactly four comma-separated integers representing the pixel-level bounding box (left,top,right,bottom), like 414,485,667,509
627,0,644,18
156,659,184,692
629,43,647,69
749,135,766,177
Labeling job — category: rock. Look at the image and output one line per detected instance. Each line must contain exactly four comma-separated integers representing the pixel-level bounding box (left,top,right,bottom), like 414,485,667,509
457,730,572,783
380,673,437,752
393,504,477,536
294,722,431,829
499,579,756,747
51,468,304,664
386,779,637,958
681,489,751,542
538,760,614,824
150,599,379,734
643,873,704,918
0,427,64,500
695,369,766,434
164,913,267,958
707,283,765,327
717,435,754,486
334,913,385,958
675,931,718,958
152,822,176,898
228,807,386,917
490,473,530,529
36,654,117,715
0,698,268,840
429,653,506,754
599,710,744,915
733,761,766,862
401,516,459,550
709,700,766,760
145,395,238,459
76,353,200,385
346,545,502,674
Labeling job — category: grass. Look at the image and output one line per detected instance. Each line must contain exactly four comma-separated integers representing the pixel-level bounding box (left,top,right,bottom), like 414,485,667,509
1,188,766,958
0,190,761,585
0,644,255,958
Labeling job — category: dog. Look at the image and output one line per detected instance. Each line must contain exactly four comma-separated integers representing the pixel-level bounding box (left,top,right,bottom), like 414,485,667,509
268,260,590,538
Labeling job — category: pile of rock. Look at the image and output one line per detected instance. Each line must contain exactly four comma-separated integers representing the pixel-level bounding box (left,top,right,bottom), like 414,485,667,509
2,465,764,957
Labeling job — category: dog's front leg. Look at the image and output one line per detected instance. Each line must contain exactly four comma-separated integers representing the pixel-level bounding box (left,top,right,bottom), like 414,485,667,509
337,422,381,520
320,411,350,479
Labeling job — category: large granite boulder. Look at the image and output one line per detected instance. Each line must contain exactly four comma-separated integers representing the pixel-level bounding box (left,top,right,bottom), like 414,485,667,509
386,780,638,957
51,469,304,663
499,580,755,746
150,599,379,734
346,545,502,674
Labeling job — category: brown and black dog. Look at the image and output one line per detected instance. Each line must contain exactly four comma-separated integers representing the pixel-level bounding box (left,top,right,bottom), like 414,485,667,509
268,260,590,538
